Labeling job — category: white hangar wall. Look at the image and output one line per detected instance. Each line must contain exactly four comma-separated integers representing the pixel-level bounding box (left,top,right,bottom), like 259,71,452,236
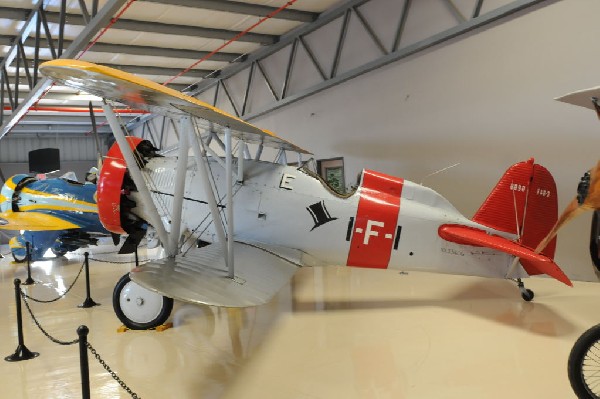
247,0,600,282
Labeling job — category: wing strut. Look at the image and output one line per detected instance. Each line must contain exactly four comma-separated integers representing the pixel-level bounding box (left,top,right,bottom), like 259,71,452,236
101,102,172,255
225,127,235,279
184,118,231,275
169,118,189,256
237,142,245,183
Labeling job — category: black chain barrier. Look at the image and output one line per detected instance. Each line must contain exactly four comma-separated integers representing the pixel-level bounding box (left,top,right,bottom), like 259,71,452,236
86,341,141,399
20,292,80,346
21,260,86,304
21,291,141,399
87,257,151,264
5,253,142,398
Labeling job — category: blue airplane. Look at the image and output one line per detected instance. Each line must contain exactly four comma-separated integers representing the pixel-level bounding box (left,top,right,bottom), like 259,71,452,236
0,172,113,261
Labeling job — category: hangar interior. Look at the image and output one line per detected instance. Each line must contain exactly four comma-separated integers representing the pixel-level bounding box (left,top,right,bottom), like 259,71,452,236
1,0,600,398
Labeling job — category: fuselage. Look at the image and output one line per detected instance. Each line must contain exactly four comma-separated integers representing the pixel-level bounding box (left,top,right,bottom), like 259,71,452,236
0,174,104,232
129,157,523,280
0,174,109,259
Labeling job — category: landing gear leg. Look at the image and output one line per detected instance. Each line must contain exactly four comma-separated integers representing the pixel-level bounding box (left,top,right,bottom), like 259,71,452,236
516,279,534,302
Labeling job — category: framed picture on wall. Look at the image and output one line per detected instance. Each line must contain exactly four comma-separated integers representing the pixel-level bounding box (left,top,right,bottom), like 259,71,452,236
317,157,345,194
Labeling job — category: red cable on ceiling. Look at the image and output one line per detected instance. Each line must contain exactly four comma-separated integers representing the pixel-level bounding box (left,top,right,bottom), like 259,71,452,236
78,0,138,59
27,0,298,114
28,0,139,114
14,106,147,114
163,0,298,85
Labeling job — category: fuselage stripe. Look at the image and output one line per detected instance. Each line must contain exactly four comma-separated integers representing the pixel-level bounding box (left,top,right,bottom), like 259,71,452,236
346,170,404,269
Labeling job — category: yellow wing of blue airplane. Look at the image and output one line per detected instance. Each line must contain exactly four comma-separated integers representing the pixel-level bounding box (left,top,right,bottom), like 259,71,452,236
0,211,80,231
39,59,310,155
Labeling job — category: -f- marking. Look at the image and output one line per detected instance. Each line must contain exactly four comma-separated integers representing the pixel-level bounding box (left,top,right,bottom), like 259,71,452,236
356,220,393,244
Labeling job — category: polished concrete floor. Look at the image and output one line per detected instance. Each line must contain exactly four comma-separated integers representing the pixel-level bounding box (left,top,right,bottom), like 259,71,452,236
0,244,597,398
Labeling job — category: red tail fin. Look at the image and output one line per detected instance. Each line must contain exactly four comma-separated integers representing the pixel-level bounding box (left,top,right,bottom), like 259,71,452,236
472,159,558,261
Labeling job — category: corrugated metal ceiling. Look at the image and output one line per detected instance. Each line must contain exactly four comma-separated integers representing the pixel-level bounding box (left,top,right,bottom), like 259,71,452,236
0,0,341,135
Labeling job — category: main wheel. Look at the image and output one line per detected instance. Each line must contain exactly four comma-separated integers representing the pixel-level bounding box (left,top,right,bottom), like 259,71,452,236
113,273,173,330
568,324,600,398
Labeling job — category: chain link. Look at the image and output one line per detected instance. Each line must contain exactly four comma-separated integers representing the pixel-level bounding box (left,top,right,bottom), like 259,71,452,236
87,341,141,399
21,260,86,303
87,257,150,264
14,256,141,398
20,292,80,345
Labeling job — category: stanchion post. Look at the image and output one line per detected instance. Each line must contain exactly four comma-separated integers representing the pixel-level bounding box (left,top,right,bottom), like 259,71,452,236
77,325,91,399
22,242,35,285
5,278,39,362
78,252,99,308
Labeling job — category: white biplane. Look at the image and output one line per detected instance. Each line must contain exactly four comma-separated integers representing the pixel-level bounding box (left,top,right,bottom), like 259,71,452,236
39,60,572,330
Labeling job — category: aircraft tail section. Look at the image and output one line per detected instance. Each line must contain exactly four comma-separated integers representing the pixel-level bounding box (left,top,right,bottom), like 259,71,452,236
439,224,571,286
472,158,558,260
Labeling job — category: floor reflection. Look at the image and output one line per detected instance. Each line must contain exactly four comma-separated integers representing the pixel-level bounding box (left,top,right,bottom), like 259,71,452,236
0,249,595,398
291,266,576,337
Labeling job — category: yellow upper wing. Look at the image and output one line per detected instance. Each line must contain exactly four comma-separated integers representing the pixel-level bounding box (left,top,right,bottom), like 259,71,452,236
0,211,81,231
39,59,310,154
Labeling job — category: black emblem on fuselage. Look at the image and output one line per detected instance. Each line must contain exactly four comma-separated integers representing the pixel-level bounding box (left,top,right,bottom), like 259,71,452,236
307,201,338,231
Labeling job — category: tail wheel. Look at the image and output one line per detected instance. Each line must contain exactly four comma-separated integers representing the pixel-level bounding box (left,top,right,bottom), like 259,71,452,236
521,289,534,302
568,324,600,399
112,273,173,330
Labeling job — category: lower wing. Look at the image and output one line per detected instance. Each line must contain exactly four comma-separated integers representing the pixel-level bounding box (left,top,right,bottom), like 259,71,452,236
130,242,301,307
439,224,572,286
0,211,81,231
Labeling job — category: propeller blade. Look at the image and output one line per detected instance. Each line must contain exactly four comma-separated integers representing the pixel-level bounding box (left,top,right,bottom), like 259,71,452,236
536,160,600,252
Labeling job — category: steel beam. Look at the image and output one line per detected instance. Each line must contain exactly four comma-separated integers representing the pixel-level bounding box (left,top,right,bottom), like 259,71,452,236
185,0,372,96
139,0,317,22
0,0,129,140
17,36,243,62
30,7,277,44
194,0,556,122
0,34,242,63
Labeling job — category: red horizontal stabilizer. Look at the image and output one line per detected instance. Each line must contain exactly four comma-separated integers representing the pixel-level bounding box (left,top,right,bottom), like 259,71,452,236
439,224,572,286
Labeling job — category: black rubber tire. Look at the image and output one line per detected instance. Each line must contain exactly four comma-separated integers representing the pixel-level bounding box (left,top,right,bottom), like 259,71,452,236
51,248,67,257
521,289,534,302
568,324,600,399
11,250,28,263
112,273,173,330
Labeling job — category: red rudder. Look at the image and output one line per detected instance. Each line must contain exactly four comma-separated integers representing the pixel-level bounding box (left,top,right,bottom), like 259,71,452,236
472,158,558,260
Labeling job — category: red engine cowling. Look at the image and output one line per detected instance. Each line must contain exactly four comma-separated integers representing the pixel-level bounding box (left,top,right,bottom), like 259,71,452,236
97,137,145,234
